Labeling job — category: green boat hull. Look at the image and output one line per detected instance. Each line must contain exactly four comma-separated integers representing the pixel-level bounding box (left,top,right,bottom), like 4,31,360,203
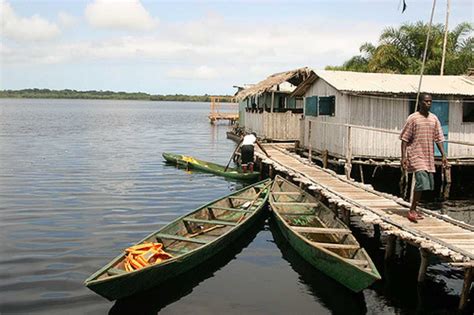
85,179,271,300
162,152,260,180
270,176,380,292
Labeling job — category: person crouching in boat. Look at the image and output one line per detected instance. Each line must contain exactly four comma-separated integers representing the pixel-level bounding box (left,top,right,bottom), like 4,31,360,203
239,132,270,173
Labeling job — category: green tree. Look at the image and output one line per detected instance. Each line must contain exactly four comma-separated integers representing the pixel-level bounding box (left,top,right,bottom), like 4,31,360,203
326,21,473,75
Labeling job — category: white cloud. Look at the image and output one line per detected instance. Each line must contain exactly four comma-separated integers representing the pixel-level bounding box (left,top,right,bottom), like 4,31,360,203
2,13,381,85
58,11,78,28
167,65,220,80
85,0,158,31
0,0,61,41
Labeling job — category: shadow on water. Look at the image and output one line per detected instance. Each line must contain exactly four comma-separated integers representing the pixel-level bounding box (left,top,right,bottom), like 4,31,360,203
267,217,368,315
109,216,266,315
350,221,472,314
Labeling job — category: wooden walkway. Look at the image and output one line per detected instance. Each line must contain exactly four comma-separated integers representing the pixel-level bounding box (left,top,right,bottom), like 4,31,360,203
256,143,473,309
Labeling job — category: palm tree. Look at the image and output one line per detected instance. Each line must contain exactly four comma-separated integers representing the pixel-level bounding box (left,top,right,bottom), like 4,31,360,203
326,22,473,75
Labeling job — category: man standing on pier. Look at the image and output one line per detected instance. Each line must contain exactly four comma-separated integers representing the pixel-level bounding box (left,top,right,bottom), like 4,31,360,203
400,93,449,223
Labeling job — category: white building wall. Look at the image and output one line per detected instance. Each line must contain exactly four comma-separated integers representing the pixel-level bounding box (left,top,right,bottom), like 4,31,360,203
302,80,474,158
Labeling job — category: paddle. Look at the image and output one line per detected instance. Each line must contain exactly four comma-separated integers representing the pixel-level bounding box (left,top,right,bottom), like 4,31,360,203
224,141,242,172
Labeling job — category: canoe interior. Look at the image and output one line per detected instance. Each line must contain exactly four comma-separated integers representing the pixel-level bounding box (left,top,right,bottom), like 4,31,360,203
89,179,271,283
271,176,377,273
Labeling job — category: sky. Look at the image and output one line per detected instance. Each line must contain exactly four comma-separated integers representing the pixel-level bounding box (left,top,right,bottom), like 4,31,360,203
1,0,473,95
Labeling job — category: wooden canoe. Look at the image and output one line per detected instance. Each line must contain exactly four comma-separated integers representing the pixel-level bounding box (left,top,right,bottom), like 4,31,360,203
85,179,271,300
162,152,260,180
269,176,381,292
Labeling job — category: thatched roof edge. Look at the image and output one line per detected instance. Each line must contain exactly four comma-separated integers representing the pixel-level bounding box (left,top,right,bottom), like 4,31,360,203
235,67,312,101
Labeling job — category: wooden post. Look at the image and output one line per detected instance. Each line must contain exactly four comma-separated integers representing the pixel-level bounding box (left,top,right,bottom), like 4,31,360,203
443,167,452,200
459,267,473,310
308,121,312,164
384,235,397,260
323,149,328,169
269,165,274,179
374,224,380,239
345,125,352,179
418,249,429,282
271,91,275,113
359,164,365,183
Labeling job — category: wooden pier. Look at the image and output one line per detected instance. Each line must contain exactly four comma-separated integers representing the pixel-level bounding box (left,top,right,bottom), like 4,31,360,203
256,143,473,310
208,96,238,124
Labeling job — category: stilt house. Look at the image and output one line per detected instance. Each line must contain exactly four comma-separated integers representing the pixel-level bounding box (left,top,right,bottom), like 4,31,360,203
291,70,474,165
235,67,312,140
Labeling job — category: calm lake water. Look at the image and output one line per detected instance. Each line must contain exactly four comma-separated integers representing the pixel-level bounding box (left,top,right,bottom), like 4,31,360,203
0,99,472,314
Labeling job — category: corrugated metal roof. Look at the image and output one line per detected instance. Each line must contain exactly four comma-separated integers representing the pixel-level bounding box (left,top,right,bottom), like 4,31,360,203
313,70,474,96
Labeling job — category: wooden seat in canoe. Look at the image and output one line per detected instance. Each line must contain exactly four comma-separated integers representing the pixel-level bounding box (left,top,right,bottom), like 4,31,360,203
208,206,253,213
311,242,360,250
184,218,238,226
272,202,319,207
155,233,211,244
292,226,352,234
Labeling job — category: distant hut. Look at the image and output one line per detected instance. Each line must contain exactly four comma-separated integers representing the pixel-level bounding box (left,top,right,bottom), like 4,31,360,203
291,70,474,168
235,67,312,140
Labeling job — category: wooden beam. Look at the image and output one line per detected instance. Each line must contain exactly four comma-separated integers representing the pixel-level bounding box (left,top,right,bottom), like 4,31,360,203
292,226,351,234
312,242,359,250
209,206,253,213
273,202,319,207
184,218,238,226
156,233,210,244
272,192,302,195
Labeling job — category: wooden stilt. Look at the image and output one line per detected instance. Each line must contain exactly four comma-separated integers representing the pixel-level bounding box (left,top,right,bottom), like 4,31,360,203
444,167,452,200
418,249,429,282
374,224,380,239
341,208,350,226
385,235,397,260
323,149,328,169
269,165,273,179
359,164,365,183
459,267,473,310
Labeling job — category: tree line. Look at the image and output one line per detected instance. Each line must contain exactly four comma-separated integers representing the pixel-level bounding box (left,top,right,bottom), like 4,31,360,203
326,21,473,75
0,89,235,102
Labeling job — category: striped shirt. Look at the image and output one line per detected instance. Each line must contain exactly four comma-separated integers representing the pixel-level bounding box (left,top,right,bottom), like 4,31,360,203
400,112,444,173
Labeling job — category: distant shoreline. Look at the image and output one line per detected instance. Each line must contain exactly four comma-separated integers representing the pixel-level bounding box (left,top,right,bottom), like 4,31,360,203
0,89,235,103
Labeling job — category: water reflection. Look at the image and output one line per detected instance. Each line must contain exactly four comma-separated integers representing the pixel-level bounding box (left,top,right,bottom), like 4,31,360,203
109,217,265,315
268,217,368,315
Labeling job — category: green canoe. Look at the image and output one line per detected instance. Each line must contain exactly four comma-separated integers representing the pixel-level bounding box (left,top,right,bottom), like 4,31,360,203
269,176,380,292
162,152,260,180
85,179,271,300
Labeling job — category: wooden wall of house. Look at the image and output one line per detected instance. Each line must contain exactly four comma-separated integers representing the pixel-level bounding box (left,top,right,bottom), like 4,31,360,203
302,81,348,157
244,111,301,140
302,79,474,159
238,101,246,126
448,100,474,157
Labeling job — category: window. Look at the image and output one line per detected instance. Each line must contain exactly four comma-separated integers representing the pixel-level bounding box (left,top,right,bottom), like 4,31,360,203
305,96,318,116
463,99,474,122
319,96,335,116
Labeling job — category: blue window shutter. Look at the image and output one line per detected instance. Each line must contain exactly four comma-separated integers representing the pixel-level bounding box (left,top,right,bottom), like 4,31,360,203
305,96,318,116
319,96,335,116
